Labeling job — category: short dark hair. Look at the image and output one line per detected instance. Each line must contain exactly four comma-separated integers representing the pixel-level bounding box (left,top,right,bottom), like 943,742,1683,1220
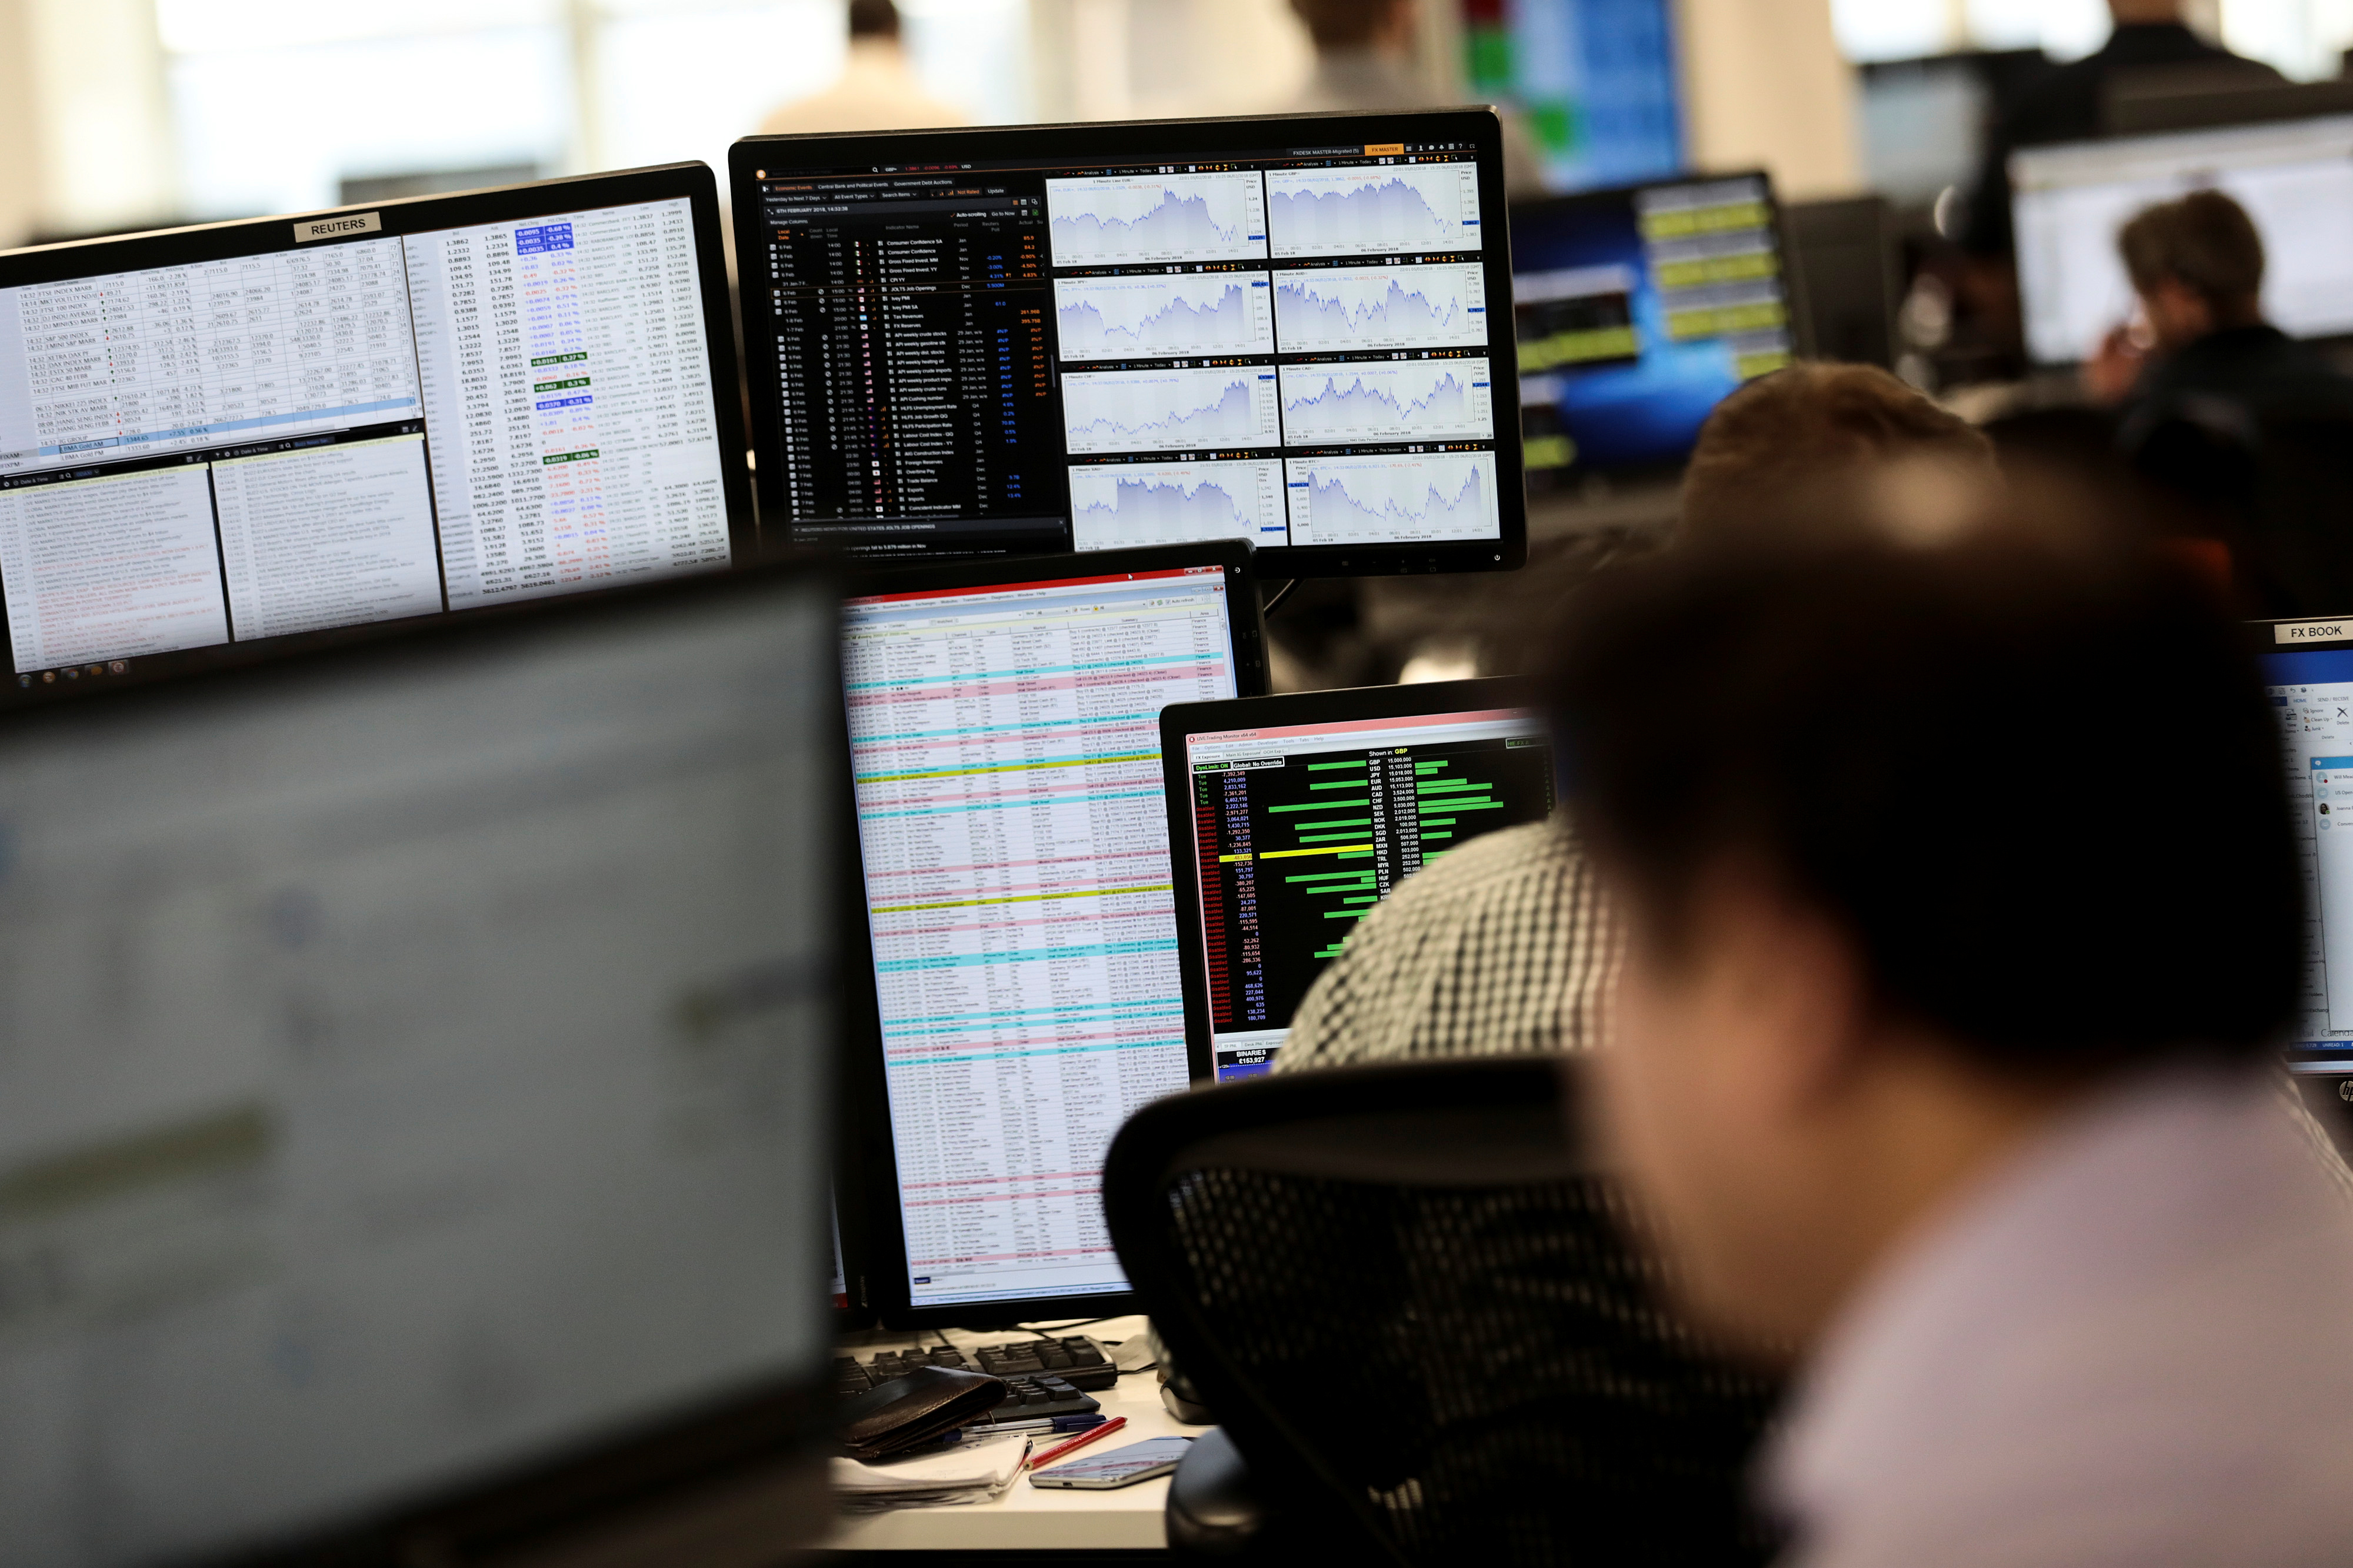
849,0,901,38
2119,189,2265,327
1549,471,2299,1066
1681,364,1995,539
1289,0,1409,49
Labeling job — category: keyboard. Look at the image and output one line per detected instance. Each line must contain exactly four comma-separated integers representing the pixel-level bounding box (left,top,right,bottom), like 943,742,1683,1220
834,1336,1119,1429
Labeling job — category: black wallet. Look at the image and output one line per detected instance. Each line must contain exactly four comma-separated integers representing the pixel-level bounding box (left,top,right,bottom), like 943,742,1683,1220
839,1365,1009,1462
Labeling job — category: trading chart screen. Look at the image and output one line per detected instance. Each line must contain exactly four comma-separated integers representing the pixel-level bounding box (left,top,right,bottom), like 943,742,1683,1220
735,113,1521,573
1183,705,1552,1079
842,563,1245,1310
0,171,744,701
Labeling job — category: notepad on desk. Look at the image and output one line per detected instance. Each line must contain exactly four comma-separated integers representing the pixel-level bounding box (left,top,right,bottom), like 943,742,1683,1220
832,1433,1034,1512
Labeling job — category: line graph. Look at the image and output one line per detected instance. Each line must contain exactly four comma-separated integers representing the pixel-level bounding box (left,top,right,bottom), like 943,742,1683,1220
1277,359,1494,443
1265,165,1481,259
1052,273,1275,362
1068,459,1287,550
1285,452,1501,546
1060,366,1282,456
1045,171,1268,267
1272,263,1488,353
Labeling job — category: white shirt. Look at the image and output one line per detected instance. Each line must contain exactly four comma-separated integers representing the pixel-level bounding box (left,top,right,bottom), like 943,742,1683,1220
758,40,968,136
1765,1063,2353,1568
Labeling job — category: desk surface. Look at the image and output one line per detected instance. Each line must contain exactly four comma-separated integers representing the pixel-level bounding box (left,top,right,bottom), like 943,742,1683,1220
826,1317,1196,1552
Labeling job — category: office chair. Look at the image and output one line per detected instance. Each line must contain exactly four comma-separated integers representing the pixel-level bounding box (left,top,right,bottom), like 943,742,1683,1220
1102,1056,1785,1566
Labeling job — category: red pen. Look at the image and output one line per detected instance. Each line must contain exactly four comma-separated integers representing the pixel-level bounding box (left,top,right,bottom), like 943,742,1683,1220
1028,1414,1127,1472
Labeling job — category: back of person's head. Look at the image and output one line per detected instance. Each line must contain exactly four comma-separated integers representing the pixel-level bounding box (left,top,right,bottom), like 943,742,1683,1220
1678,363,1996,539
849,0,901,39
1290,0,1408,49
2119,189,2266,328
1550,465,2299,1069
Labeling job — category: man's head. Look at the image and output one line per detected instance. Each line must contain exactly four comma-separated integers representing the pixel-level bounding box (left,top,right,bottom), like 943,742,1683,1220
1549,471,2299,1352
849,0,901,40
1679,363,1995,540
2119,189,2267,349
1290,0,1415,55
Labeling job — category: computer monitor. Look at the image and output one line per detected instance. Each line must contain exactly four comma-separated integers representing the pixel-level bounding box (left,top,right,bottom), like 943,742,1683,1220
1510,172,1797,495
838,542,1267,1325
0,561,839,1567
2258,619,2353,1075
2011,116,2353,366
1159,678,1555,1080
730,110,1524,576
0,164,753,707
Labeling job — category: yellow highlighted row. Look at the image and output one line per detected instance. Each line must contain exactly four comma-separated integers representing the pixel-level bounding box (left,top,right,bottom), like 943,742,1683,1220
862,752,1156,783
873,882,1172,913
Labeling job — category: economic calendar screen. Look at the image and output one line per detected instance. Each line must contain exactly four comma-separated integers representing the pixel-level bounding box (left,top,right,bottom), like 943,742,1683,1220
842,565,1244,1309
1184,705,1553,1079
736,114,1521,574
0,176,741,697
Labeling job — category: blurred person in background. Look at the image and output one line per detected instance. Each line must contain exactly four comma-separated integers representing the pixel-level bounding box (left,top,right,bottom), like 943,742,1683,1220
759,0,967,136
1284,0,1548,196
1955,0,2278,363
2086,189,2353,421
1269,366,1995,1075
1551,474,2353,1567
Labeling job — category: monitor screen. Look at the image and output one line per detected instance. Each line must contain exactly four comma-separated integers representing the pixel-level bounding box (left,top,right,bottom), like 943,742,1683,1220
732,111,1524,578
0,565,836,1567
2012,115,2353,365
1511,173,1794,492
2262,623,2353,1065
840,548,1261,1317
0,165,751,703
1168,686,1555,1080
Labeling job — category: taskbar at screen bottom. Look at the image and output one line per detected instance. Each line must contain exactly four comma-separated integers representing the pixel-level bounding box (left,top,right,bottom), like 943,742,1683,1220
788,515,1512,575
906,1274,1134,1312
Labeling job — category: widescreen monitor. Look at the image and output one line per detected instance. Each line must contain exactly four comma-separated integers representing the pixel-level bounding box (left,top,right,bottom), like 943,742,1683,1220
0,561,839,1568
0,164,753,706
1161,678,1555,1080
731,110,1524,577
837,543,1267,1325
1509,172,1797,494
2012,115,2353,365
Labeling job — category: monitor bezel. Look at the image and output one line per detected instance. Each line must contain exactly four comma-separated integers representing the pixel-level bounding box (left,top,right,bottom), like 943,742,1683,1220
1507,166,1800,493
729,109,1527,579
0,555,845,1568
0,162,759,711
836,540,1271,1330
1156,674,1539,1085
2008,115,2353,368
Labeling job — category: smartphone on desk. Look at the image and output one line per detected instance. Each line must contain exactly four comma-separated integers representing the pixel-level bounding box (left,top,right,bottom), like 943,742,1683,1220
1028,1436,1193,1489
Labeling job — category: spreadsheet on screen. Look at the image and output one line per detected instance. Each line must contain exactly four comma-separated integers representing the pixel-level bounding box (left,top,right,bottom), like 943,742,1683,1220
0,196,733,687
842,566,1241,1308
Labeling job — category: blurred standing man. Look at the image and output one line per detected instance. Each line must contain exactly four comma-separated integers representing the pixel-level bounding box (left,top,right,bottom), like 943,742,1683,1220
2085,188,2353,419
1549,476,2353,1566
759,0,967,136
1285,0,1547,196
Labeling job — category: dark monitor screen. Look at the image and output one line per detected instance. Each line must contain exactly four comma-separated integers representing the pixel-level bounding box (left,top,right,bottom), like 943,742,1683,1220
731,111,1524,578
837,543,1266,1323
1510,172,1795,492
0,563,838,1566
0,165,753,708
1161,678,1554,1082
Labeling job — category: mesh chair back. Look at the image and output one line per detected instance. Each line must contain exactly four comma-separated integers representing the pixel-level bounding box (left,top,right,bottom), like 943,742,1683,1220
1104,1057,1784,1566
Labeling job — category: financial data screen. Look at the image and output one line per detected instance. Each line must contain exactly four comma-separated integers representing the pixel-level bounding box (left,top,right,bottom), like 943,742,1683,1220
0,575,835,1567
2013,116,2353,364
744,134,1509,562
1183,707,1553,1079
0,195,735,690
842,566,1242,1309
2265,640,2353,1060
1512,174,1792,489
